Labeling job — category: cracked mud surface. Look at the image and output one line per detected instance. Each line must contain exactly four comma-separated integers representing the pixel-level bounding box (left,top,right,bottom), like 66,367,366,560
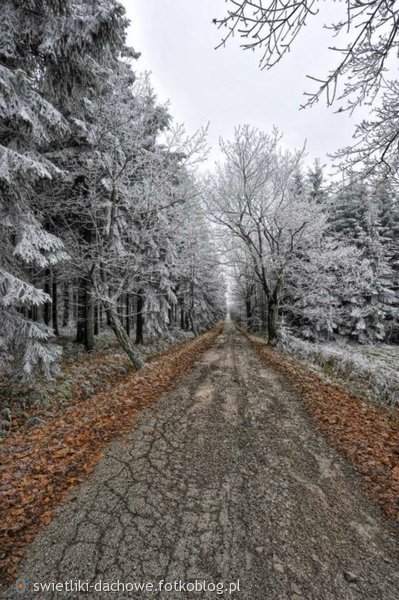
2,323,399,599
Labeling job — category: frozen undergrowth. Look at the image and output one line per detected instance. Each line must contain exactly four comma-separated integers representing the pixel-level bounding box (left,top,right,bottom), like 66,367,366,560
141,327,195,356
0,328,196,436
281,335,399,406
58,327,195,357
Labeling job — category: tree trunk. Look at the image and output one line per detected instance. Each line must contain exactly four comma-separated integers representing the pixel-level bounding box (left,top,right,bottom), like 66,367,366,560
106,304,145,370
62,283,70,328
43,270,51,326
125,294,131,336
135,292,144,344
28,270,38,322
28,268,38,321
84,284,95,351
51,270,59,336
75,281,86,344
245,298,251,327
29,305,38,322
188,314,196,335
267,299,279,346
261,290,267,331
94,302,99,336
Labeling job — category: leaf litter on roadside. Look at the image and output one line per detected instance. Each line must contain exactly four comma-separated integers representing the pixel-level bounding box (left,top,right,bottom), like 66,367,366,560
244,330,399,527
0,324,222,585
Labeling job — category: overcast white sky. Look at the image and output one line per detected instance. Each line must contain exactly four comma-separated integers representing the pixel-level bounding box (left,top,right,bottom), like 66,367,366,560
123,0,367,170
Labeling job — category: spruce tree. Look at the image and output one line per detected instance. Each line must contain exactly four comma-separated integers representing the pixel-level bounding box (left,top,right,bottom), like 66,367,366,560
0,0,131,377
307,159,327,205
328,179,388,342
377,180,399,341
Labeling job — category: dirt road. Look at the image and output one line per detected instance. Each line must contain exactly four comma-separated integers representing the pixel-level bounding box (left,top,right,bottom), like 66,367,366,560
3,323,399,599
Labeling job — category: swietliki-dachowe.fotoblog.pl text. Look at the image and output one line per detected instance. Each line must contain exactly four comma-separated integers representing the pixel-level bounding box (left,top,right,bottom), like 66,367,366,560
15,578,241,595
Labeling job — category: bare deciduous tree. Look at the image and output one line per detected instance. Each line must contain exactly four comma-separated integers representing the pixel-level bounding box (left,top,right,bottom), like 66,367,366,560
216,0,399,109
215,1,399,175
205,126,309,344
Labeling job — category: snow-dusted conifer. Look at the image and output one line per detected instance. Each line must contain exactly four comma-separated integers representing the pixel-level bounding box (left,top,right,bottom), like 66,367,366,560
328,179,391,342
0,0,133,377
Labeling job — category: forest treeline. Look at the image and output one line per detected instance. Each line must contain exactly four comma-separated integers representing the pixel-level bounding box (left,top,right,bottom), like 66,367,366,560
209,127,399,346
0,1,226,380
3,1,399,384
213,1,399,347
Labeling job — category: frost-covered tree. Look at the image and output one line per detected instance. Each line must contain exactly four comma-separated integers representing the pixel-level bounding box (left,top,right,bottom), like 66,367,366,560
334,80,399,178
216,0,399,109
0,0,133,377
373,179,399,341
228,250,257,328
0,0,227,382
208,126,373,344
307,160,328,205
173,198,226,333
46,68,171,367
215,1,399,175
41,61,220,368
328,179,369,243
207,126,335,344
280,170,399,344
327,178,392,342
